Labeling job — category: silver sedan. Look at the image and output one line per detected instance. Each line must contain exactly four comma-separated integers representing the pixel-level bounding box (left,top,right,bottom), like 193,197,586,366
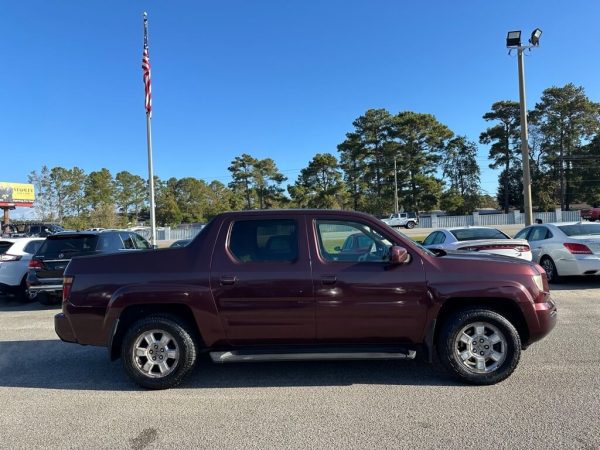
514,222,600,283
422,227,532,261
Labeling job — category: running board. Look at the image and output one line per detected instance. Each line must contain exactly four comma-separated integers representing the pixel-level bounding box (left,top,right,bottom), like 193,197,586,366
210,350,416,363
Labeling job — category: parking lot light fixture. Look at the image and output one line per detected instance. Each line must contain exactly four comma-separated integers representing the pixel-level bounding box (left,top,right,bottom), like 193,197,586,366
530,28,542,46
506,28,542,227
506,31,522,47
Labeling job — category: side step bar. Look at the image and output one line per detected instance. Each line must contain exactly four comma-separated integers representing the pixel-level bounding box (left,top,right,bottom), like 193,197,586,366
210,350,416,363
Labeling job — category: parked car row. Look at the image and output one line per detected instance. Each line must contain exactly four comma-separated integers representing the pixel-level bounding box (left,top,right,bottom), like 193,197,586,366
0,230,151,304
420,222,600,283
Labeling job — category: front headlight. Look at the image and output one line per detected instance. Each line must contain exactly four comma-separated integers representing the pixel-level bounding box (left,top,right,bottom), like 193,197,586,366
532,274,544,292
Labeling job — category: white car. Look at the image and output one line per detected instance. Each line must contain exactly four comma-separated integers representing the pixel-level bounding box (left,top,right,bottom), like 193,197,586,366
515,222,600,283
422,226,532,261
0,238,45,300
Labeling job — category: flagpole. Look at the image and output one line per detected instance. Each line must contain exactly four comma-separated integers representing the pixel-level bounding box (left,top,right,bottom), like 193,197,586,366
146,110,157,247
143,12,157,247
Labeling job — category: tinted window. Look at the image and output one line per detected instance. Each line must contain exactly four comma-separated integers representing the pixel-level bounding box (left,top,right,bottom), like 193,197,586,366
558,224,600,236
132,233,151,249
229,219,298,263
514,228,530,240
316,220,392,263
0,241,13,255
529,227,549,241
433,232,446,245
24,240,43,254
119,232,135,249
38,235,99,258
422,233,436,246
450,228,509,241
98,233,124,251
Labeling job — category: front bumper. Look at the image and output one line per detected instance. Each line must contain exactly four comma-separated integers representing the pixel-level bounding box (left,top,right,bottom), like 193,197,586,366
54,312,77,343
528,296,558,345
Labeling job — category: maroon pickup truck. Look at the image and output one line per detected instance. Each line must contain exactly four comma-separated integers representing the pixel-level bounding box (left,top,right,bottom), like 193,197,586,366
581,207,600,221
55,210,556,389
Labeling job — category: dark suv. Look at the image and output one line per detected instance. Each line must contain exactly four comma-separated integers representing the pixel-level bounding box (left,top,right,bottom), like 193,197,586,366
8,222,65,237
27,230,151,305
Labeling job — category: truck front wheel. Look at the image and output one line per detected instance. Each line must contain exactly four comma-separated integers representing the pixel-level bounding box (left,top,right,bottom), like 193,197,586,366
121,315,198,389
436,309,521,385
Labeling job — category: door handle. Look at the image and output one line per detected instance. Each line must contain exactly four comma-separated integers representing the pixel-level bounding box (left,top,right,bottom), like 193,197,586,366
321,275,337,285
220,275,237,286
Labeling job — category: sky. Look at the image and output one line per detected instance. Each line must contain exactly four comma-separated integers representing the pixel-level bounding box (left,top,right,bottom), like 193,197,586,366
1,1,600,219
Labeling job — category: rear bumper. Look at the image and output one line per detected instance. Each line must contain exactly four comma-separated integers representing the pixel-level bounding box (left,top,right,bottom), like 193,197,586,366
556,257,600,276
54,313,77,343
26,277,63,297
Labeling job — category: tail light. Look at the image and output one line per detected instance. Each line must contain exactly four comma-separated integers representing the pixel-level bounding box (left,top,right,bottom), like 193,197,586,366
563,243,592,254
515,245,530,252
28,259,43,269
0,254,22,261
63,276,74,303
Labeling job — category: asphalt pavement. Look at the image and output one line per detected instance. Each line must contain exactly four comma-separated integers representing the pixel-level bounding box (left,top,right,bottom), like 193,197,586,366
0,280,599,449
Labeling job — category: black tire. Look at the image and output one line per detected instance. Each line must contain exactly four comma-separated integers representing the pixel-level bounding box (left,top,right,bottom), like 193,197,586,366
540,256,561,284
436,309,521,385
16,277,31,302
406,221,416,229
121,315,198,390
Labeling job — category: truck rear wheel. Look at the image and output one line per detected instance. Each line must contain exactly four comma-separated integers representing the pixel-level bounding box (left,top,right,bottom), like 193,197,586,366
406,221,416,229
436,309,521,385
121,315,198,390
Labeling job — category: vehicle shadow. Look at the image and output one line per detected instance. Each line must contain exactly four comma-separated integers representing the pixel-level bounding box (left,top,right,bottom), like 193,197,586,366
0,295,60,312
0,339,462,391
549,277,600,291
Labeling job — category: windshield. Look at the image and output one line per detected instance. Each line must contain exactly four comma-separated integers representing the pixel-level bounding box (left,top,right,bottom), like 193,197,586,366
558,223,600,236
450,228,509,241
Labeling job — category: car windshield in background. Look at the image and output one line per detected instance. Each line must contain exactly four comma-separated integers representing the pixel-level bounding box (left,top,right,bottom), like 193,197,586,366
38,235,99,258
450,228,509,241
48,224,65,233
558,224,600,236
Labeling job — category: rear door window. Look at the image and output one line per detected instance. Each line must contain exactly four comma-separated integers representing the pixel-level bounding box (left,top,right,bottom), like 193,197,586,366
98,233,124,251
229,219,298,263
119,232,135,249
132,233,151,249
529,227,549,241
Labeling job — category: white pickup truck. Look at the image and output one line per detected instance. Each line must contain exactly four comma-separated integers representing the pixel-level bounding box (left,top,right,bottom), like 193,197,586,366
381,212,419,229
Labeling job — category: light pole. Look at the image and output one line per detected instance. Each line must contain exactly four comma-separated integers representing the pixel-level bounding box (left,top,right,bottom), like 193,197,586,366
506,28,542,227
393,156,399,215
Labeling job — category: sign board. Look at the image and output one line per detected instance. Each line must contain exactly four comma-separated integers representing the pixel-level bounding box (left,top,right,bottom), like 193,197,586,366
0,182,35,207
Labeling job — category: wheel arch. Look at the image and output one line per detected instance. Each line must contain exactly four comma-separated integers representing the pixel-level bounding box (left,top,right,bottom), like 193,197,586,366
109,303,204,361
425,297,530,362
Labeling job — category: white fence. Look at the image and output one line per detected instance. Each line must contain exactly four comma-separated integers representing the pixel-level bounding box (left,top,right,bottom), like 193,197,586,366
137,209,584,242
418,208,583,230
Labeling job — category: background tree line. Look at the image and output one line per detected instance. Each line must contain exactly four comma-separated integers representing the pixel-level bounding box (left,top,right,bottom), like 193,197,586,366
27,82,600,228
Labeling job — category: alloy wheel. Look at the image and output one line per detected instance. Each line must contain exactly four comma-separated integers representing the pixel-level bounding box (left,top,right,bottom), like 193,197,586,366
132,329,180,378
453,321,507,373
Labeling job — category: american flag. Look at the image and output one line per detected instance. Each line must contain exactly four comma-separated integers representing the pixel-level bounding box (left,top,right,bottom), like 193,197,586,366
142,14,152,117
